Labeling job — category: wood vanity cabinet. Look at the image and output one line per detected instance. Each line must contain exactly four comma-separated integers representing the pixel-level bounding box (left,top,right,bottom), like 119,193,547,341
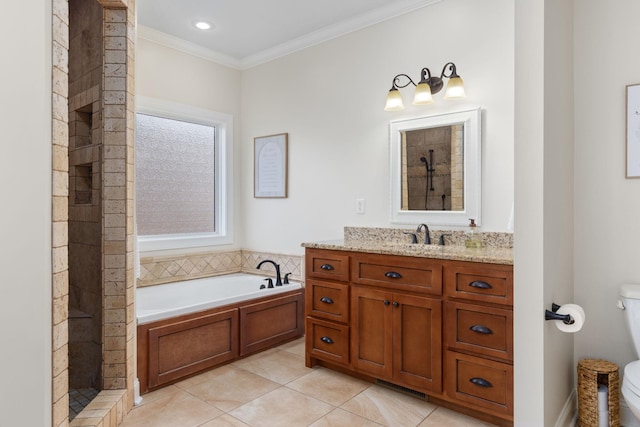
350,252,442,393
305,249,351,367
304,247,514,425
351,285,442,392
443,262,514,421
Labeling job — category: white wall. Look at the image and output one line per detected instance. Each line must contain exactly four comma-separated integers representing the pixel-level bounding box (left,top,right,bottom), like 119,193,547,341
0,1,52,425
542,0,576,425
574,0,640,371
515,0,576,424
135,37,243,253
513,1,546,424
240,0,514,254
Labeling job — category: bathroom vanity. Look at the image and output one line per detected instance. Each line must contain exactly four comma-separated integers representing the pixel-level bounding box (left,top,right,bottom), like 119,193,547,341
303,231,513,426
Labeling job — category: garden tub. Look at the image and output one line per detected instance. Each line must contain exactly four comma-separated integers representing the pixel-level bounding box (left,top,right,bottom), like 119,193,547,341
136,273,304,393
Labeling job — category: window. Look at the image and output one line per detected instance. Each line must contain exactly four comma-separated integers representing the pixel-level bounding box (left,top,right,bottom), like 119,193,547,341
136,97,233,251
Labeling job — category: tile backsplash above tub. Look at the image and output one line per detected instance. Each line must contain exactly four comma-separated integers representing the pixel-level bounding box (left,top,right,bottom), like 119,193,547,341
138,250,303,287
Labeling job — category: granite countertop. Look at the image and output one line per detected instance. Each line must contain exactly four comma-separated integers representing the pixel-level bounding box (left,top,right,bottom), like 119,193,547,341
302,239,513,265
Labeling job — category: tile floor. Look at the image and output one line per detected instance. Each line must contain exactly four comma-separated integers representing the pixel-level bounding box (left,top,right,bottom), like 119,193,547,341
69,387,99,420
122,338,496,427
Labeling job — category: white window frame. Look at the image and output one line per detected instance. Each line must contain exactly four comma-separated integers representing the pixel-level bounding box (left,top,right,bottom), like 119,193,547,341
136,96,233,252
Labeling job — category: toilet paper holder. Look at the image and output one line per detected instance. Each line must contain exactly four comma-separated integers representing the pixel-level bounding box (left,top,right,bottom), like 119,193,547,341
545,303,575,325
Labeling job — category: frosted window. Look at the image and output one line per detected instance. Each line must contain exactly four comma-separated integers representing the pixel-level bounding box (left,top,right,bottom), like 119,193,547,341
136,113,216,235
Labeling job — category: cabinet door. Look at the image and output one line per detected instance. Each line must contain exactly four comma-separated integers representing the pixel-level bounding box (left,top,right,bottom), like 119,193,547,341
239,292,304,356
392,293,442,393
147,308,238,389
351,286,393,378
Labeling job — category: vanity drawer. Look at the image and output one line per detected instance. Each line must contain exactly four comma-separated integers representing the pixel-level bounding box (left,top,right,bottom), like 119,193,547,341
444,262,513,306
352,253,442,296
306,279,349,323
445,302,513,361
306,249,350,282
445,351,513,418
306,318,349,365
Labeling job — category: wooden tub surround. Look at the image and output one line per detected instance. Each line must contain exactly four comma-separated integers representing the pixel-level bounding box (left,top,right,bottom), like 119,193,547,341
304,247,514,427
138,289,304,393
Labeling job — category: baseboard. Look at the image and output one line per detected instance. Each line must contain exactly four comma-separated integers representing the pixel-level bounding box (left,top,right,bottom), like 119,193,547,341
555,388,577,427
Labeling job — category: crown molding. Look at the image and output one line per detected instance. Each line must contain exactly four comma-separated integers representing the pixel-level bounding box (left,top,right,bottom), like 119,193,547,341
240,0,442,69
138,0,441,71
137,25,243,69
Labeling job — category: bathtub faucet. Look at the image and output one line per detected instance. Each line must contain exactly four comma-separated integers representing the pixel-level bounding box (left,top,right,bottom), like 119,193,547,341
256,260,282,286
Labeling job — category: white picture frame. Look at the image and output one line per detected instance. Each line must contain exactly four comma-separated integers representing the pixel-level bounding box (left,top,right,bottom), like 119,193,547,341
626,84,640,178
254,133,288,198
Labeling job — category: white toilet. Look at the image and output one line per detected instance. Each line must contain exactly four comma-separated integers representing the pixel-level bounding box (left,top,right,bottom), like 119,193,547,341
619,284,640,421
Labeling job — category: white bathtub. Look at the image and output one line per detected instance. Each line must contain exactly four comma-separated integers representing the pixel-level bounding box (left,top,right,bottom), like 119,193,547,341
136,273,303,324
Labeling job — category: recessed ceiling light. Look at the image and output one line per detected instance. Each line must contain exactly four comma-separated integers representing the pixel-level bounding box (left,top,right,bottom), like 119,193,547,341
193,21,213,30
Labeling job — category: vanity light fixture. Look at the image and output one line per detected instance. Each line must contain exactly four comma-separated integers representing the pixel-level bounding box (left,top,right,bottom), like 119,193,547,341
384,62,465,111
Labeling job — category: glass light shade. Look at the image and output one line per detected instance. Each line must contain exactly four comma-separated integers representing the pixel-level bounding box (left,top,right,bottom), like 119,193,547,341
443,76,466,99
384,89,405,111
412,82,434,105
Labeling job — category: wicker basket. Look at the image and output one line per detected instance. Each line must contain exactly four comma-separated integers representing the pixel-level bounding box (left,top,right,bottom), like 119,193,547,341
577,359,620,427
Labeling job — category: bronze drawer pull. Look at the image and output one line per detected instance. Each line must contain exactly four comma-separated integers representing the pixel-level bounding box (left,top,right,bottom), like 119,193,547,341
470,377,493,388
320,336,334,344
383,300,390,306
470,324,493,335
385,271,402,279
320,264,334,271
320,296,334,304
469,280,492,290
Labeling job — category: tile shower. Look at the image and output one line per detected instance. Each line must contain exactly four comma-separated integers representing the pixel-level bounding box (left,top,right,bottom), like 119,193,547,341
53,0,137,426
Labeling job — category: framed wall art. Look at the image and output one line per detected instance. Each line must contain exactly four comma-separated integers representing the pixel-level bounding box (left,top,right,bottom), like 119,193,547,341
254,133,288,198
627,83,640,178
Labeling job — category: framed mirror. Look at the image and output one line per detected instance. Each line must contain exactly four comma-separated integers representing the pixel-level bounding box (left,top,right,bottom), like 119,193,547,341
389,108,481,226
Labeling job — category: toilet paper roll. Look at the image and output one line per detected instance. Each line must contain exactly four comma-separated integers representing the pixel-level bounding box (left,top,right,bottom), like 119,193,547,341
598,384,608,411
555,304,586,333
599,412,609,427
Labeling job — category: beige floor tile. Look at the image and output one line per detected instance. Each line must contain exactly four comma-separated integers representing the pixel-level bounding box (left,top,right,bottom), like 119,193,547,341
198,413,251,426
278,337,306,356
120,389,222,427
180,365,281,412
309,408,383,427
175,365,237,389
232,348,312,384
287,367,371,406
340,385,436,426
135,385,181,407
418,407,497,426
228,387,334,427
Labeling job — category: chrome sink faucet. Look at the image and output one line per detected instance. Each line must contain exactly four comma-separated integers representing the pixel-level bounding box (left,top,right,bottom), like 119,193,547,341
417,223,431,244
257,259,282,286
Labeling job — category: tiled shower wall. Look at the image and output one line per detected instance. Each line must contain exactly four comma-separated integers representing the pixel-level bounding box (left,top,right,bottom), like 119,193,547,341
52,0,71,424
402,124,464,211
68,0,103,391
51,0,136,426
138,250,304,287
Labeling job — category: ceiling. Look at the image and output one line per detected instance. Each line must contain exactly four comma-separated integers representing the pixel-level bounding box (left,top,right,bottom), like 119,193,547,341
137,0,441,69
